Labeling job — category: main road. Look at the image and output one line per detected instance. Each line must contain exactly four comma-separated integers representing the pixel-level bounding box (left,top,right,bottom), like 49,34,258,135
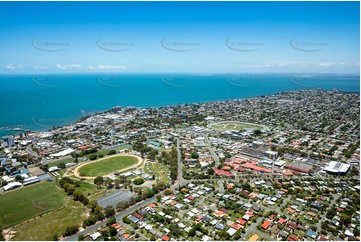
204,134,220,167
176,137,184,186
63,196,157,241
64,138,184,241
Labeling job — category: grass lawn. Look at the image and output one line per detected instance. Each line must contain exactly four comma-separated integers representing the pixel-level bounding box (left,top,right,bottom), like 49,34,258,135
78,155,138,177
0,182,65,228
211,121,264,131
13,200,87,241
159,148,172,152
148,162,171,185
89,189,116,201
75,180,97,196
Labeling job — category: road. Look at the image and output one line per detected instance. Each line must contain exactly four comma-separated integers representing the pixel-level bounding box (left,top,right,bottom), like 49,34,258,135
65,137,184,240
243,215,273,241
204,134,220,167
176,137,184,185
118,220,148,240
316,193,341,233
26,146,40,159
62,135,357,241
63,196,156,241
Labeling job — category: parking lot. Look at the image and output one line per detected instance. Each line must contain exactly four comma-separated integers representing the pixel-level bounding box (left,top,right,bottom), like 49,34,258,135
98,190,135,208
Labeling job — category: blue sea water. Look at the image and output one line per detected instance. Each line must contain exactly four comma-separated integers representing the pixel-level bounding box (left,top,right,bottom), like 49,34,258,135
0,73,359,137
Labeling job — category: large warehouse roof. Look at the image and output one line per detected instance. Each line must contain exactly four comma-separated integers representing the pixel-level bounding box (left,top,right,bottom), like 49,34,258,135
323,161,350,174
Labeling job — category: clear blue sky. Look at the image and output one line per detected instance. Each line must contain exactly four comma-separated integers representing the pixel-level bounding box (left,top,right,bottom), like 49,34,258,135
0,1,359,74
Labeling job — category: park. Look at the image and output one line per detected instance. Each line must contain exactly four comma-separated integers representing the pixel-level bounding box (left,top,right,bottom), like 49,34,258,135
0,182,65,228
76,154,142,178
210,121,265,131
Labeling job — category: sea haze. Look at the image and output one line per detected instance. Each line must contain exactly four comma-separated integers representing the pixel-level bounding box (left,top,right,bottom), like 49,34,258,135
0,73,359,136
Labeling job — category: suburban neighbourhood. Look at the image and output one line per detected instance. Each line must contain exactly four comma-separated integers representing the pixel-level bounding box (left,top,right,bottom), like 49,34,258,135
0,90,359,241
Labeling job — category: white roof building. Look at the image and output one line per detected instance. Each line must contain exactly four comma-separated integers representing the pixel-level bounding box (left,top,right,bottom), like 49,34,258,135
48,166,60,172
323,161,350,175
275,160,286,167
3,181,22,191
50,148,74,157
90,232,101,241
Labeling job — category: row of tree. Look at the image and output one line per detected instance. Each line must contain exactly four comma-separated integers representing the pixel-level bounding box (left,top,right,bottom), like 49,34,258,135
59,177,88,205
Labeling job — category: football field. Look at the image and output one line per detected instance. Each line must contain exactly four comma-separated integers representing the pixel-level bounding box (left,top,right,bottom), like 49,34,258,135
0,182,65,228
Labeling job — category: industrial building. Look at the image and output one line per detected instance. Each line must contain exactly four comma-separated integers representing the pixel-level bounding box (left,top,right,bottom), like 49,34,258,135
323,161,350,176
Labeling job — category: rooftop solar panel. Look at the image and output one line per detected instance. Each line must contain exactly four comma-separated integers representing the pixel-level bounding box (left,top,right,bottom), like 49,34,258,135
334,162,342,169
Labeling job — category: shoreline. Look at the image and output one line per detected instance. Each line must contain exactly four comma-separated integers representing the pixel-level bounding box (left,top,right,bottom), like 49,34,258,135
1,88,360,138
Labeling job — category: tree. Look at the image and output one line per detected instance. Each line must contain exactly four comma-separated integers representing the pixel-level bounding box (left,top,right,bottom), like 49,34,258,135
133,178,144,185
0,229,4,241
253,129,262,136
89,154,97,160
188,228,196,237
106,217,116,226
40,164,49,171
83,216,96,227
116,201,130,210
109,226,117,236
164,189,173,196
169,224,182,236
156,195,162,202
78,234,85,241
104,178,114,189
207,168,214,176
148,150,159,160
114,179,121,189
15,175,23,181
122,216,131,224
191,152,199,159
63,184,75,195
104,205,115,217
73,190,89,205
94,176,104,185
59,177,74,187
63,226,79,237
108,150,116,155
58,162,66,169
350,166,359,176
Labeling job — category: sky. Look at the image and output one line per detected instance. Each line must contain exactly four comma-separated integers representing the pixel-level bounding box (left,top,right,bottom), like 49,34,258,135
0,1,359,74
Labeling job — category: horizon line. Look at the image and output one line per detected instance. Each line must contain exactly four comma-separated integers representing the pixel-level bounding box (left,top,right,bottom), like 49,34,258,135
0,72,360,76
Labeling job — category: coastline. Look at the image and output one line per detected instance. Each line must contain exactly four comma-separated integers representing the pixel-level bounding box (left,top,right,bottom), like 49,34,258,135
2,88,359,139
0,72,359,138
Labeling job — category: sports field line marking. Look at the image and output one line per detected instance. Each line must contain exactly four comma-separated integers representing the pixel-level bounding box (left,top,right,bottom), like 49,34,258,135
31,199,49,210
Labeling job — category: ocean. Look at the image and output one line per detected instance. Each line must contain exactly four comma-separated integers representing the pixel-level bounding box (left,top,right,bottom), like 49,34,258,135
0,73,359,137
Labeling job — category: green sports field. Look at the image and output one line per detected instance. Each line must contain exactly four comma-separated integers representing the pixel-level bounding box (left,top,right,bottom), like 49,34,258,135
78,155,139,177
13,200,87,241
0,182,65,228
210,121,264,131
